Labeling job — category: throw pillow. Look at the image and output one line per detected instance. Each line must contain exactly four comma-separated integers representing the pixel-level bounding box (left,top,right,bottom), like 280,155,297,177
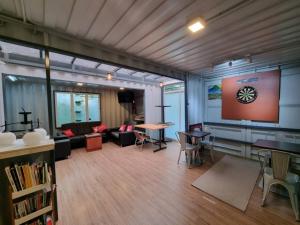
119,124,127,132
92,126,98,133
63,129,75,137
126,125,134,132
98,124,107,133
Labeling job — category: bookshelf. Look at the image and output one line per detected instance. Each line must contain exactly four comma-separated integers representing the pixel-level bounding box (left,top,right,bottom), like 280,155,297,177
12,183,52,200
0,139,57,225
14,205,53,225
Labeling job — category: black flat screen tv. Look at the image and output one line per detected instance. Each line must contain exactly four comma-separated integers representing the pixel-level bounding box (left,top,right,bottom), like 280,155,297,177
118,91,134,103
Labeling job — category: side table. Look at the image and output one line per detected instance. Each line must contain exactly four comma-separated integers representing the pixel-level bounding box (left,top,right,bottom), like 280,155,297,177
85,133,102,152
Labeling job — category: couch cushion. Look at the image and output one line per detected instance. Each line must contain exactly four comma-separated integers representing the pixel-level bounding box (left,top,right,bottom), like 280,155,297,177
111,132,120,139
62,129,75,137
69,135,86,149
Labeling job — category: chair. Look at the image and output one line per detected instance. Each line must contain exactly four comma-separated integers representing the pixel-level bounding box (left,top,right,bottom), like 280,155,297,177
188,123,202,145
199,126,215,162
176,132,198,168
261,150,300,221
133,130,150,150
257,148,272,188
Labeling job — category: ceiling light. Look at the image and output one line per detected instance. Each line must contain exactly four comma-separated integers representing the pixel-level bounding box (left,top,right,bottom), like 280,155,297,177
159,82,164,87
120,87,125,90
77,82,83,86
8,75,17,82
188,18,206,33
107,72,113,80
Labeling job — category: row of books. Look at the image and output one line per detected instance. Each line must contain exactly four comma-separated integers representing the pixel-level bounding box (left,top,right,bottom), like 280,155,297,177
5,161,52,192
24,215,53,225
13,191,51,219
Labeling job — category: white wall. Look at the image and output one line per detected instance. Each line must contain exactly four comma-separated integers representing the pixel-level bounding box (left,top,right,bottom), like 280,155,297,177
187,63,300,168
203,66,300,129
0,63,161,129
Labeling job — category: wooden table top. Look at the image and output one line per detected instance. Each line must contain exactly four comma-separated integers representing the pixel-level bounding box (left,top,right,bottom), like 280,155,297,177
85,133,102,138
135,123,169,130
183,131,211,138
252,139,300,155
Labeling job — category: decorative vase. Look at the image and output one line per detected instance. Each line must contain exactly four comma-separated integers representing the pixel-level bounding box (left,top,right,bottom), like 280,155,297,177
0,132,16,146
23,132,43,145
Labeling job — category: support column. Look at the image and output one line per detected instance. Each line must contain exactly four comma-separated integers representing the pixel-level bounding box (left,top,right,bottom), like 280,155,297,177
184,74,189,132
44,49,54,138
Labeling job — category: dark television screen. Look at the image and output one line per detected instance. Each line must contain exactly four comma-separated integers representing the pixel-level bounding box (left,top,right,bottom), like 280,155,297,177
117,91,134,103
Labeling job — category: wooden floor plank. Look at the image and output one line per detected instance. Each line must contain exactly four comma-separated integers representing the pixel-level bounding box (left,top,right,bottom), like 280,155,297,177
55,142,297,225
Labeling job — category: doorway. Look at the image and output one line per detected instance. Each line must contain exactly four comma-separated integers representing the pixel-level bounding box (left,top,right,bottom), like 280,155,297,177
163,83,185,140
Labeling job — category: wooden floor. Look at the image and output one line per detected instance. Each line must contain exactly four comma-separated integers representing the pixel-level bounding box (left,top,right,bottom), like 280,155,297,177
55,142,297,225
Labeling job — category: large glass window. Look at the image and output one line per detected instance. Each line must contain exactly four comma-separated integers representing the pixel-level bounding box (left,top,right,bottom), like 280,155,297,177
55,92,100,127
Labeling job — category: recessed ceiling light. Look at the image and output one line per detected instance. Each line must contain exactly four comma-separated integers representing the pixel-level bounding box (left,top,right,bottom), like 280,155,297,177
188,18,206,33
107,72,113,80
77,82,83,86
120,87,125,90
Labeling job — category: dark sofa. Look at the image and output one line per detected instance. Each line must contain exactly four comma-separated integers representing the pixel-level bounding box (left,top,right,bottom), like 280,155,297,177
109,121,136,147
57,121,108,149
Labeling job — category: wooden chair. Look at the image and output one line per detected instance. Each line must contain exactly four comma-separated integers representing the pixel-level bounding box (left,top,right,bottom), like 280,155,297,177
176,132,198,168
199,126,215,162
261,150,300,221
133,130,150,150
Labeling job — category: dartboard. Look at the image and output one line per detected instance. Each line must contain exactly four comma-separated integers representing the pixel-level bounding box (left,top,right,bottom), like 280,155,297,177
236,86,257,104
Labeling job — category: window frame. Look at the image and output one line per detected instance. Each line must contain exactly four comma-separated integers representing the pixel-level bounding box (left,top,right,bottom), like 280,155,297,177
53,90,101,128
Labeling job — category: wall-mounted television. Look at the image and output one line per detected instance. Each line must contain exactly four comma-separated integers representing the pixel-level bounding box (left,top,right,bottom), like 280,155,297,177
117,91,134,103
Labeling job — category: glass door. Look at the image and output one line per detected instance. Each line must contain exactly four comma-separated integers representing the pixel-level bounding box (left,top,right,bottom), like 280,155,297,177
163,83,185,140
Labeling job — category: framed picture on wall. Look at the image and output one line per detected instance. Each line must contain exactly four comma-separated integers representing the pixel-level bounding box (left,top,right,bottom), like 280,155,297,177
208,84,222,100
221,70,280,122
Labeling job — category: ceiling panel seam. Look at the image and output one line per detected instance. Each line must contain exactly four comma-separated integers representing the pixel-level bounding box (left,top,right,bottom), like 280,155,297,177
99,0,138,42
83,0,107,37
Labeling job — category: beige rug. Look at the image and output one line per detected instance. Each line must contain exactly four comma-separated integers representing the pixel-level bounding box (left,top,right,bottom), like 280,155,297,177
192,155,260,211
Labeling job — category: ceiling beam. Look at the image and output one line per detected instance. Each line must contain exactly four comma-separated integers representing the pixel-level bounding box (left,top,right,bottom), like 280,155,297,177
0,14,187,80
0,52,161,86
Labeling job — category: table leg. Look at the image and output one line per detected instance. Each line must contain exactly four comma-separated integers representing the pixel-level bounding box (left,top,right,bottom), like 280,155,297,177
153,129,167,152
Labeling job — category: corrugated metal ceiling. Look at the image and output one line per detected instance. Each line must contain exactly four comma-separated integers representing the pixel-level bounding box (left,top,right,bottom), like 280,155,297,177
0,0,299,74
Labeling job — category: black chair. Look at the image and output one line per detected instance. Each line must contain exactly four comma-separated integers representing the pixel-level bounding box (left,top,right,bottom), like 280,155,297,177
54,138,71,161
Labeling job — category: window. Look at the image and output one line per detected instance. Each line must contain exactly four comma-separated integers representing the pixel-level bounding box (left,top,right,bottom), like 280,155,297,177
55,92,100,127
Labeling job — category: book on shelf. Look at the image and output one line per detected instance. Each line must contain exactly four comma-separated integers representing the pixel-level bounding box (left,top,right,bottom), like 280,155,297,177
13,191,52,219
5,161,52,192
20,214,53,225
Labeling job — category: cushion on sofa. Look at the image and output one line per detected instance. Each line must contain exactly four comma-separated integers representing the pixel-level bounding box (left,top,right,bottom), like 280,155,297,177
111,131,120,139
92,126,99,133
98,124,107,132
63,129,75,137
119,124,126,132
126,125,134,132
